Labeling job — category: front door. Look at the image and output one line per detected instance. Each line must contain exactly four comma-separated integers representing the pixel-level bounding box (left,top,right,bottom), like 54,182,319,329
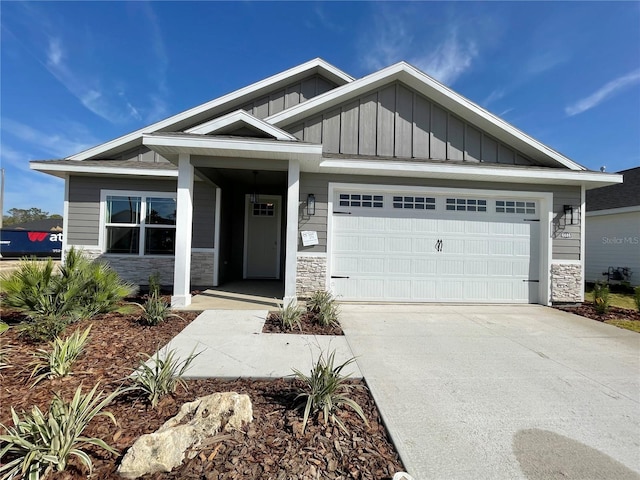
243,195,281,279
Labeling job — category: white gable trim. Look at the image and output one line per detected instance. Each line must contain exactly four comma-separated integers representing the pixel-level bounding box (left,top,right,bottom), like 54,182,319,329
185,109,298,140
267,62,586,171
315,158,623,187
30,162,178,178
69,58,352,161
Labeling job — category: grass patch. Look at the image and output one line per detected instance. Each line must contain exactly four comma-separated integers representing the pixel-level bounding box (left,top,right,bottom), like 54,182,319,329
604,320,640,333
585,287,636,310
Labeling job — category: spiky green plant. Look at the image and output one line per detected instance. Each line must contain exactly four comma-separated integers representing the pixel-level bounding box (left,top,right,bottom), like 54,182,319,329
131,348,200,408
134,292,183,326
317,302,339,328
292,350,367,434
0,322,10,373
306,290,336,314
148,272,161,297
0,383,127,480
277,300,304,331
635,286,640,312
593,282,611,314
30,326,92,386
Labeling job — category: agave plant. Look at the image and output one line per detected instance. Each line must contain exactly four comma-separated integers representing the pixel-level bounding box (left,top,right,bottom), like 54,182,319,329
131,348,200,408
277,300,304,332
0,383,127,479
306,290,336,314
292,349,367,434
30,326,92,386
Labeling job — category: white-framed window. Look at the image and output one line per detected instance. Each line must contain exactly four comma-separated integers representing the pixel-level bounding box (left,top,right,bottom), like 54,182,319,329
445,198,487,212
338,193,384,208
496,200,536,214
393,195,436,210
102,191,177,256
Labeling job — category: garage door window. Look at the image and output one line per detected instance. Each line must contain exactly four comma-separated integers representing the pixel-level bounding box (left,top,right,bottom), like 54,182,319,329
393,196,436,210
339,194,383,208
496,200,535,214
446,198,487,212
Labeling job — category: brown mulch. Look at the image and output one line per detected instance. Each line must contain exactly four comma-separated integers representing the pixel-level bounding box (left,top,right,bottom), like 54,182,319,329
263,311,344,335
555,302,640,323
0,305,403,479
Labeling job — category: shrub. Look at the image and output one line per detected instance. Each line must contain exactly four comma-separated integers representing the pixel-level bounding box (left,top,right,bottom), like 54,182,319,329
292,349,367,434
317,302,340,328
306,290,336,314
135,292,183,326
0,383,127,479
17,317,69,343
1,249,135,337
131,348,200,408
0,322,10,373
277,301,304,331
30,326,92,386
593,282,610,314
148,272,161,297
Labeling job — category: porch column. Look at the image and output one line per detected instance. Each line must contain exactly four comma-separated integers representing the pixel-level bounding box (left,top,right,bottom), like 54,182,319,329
172,153,194,307
283,159,300,306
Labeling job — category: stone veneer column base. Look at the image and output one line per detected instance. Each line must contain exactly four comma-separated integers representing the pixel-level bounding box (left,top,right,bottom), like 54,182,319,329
66,247,214,287
551,263,583,303
296,254,327,298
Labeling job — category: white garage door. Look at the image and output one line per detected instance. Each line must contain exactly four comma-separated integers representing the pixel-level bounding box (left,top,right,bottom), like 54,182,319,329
330,190,540,303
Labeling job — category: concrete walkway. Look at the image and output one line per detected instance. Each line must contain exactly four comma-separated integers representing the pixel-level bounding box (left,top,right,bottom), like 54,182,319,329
162,309,360,379
340,304,640,480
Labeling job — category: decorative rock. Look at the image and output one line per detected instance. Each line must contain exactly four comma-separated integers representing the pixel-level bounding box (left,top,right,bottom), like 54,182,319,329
393,473,415,480
118,392,253,479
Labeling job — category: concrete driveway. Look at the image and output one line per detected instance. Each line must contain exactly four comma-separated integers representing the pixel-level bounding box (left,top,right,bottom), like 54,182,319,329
340,304,640,480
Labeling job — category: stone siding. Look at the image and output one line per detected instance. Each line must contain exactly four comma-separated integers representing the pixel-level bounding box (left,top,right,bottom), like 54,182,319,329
66,247,214,287
296,255,327,298
551,263,583,303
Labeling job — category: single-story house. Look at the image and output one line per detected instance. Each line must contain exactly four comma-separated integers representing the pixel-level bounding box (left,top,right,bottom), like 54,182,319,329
585,167,639,286
31,58,623,307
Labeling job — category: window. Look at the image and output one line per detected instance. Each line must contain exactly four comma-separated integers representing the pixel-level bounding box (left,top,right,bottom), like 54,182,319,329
446,198,487,212
496,200,536,214
339,193,383,208
253,202,275,216
393,196,436,210
104,192,176,255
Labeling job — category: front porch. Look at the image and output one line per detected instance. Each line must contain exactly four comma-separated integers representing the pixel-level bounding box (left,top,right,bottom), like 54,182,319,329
182,280,284,310
142,131,323,307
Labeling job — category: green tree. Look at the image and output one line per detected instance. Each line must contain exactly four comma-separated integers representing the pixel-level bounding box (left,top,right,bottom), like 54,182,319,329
3,207,62,226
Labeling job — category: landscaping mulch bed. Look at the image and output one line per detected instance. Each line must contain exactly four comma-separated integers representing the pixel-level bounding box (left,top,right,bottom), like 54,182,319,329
0,306,403,479
555,302,640,323
263,311,344,335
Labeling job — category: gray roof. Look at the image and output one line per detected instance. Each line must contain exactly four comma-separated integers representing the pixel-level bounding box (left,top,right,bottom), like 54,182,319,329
30,159,177,170
586,167,640,211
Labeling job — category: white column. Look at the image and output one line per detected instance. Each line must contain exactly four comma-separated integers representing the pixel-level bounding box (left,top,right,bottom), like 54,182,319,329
171,153,194,307
283,159,300,306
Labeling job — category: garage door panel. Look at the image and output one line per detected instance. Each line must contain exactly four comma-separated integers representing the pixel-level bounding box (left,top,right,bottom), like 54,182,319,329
330,190,540,303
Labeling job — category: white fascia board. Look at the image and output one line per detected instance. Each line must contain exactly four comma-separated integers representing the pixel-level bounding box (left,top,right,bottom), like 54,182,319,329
267,62,586,171
30,162,178,178
143,134,323,158
586,205,640,217
314,158,623,187
68,59,352,161
185,109,298,140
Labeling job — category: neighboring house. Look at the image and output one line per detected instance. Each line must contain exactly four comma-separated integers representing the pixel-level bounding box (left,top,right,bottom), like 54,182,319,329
585,167,640,286
31,58,622,307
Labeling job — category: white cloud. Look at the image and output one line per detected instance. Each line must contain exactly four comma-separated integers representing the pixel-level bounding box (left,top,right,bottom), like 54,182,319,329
565,69,640,116
359,7,479,86
412,33,478,85
482,89,505,107
1,118,98,158
3,170,64,215
46,36,63,67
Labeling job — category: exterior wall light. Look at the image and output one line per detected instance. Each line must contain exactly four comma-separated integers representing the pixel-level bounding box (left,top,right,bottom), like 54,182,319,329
564,205,580,225
307,194,316,215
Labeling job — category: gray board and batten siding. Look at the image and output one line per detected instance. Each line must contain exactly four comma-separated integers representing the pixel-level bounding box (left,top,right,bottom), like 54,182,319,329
66,176,216,249
298,172,582,260
97,73,339,163
285,81,540,166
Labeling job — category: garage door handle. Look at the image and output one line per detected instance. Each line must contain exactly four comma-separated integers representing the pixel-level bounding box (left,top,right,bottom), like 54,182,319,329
523,280,540,282
435,239,443,252
331,275,350,279
333,211,352,215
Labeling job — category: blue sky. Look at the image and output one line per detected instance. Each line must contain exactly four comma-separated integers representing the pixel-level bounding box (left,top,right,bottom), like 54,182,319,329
1,1,639,216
